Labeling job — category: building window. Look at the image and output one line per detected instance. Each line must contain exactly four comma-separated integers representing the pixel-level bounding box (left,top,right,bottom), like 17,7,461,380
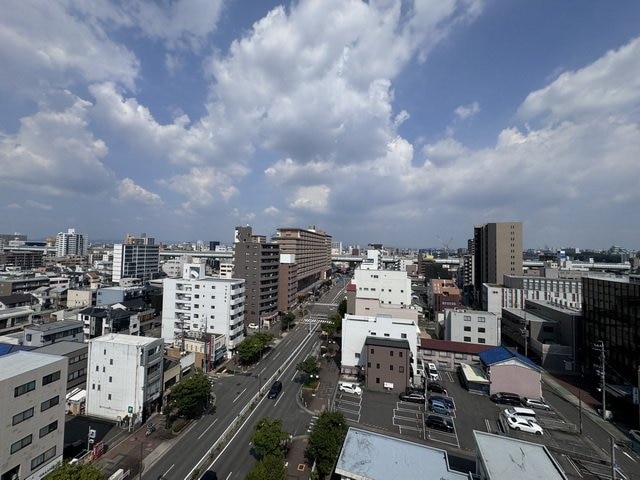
11,434,32,454
108,394,112,400
478,317,486,323
12,407,34,426
39,421,58,438
110,358,114,365
41,395,60,412
463,336,471,342
390,365,394,371
26,333,32,341
390,351,394,357
370,348,375,354
376,377,380,384
463,316,471,321
464,326,471,332
109,376,112,383
478,338,486,344
376,363,380,369
31,446,56,470
367,362,371,368
355,353,360,359
401,333,407,339
478,327,486,333
14,380,36,397
42,371,61,385
399,366,404,373
103,349,106,355
399,351,403,358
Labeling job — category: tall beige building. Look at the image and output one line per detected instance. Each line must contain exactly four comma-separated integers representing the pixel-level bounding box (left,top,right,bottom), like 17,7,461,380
473,222,523,293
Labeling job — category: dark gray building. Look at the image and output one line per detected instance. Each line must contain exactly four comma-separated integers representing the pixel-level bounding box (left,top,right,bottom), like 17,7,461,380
233,226,280,327
364,337,411,393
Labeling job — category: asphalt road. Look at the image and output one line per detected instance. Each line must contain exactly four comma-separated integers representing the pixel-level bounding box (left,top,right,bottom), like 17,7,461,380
142,281,343,480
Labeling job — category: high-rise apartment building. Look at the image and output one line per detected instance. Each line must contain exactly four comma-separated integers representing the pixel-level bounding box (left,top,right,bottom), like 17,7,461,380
112,234,160,284
473,222,523,300
0,351,67,480
162,263,245,361
55,228,88,257
273,226,332,292
233,226,279,326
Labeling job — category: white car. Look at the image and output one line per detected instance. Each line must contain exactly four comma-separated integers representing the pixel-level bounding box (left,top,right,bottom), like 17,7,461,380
247,323,259,329
338,382,362,396
427,362,439,381
522,397,551,411
504,415,543,435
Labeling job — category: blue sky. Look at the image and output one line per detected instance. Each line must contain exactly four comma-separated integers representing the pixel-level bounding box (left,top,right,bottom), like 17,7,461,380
1,0,639,250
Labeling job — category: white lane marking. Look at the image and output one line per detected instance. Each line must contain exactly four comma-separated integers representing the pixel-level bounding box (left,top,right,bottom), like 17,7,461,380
623,450,636,462
225,473,232,480
291,370,298,382
232,388,247,403
162,464,175,478
198,418,218,440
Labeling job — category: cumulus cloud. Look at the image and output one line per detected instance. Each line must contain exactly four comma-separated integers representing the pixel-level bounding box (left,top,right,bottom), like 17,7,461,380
117,178,162,206
0,91,114,196
454,101,480,120
290,185,330,213
165,167,239,211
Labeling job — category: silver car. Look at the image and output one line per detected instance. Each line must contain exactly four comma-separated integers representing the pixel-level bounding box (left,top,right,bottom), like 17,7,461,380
522,397,551,411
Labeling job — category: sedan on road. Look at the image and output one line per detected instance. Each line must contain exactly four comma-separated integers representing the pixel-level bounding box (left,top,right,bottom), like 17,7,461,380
425,415,455,433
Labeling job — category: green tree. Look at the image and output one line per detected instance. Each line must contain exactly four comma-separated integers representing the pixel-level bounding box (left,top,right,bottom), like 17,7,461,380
305,411,348,479
296,356,320,385
245,455,286,480
337,298,347,318
44,462,103,480
237,332,274,365
167,371,211,419
281,312,296,331
251,417,289,459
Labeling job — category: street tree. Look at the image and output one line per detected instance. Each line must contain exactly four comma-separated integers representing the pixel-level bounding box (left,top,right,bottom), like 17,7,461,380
337,298,347,317
166,371,211,419
250,417,289,459
305,411,348,479
237,332,274,365
296,356,320,384
245,455,286,480
45,462,103,480
281,312,296,331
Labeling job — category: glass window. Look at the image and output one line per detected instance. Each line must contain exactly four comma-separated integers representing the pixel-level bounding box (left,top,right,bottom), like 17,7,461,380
478,338,486,344
14,380,36,397
41,395,60,412
12,407,34,426
31,446,56,470
11,434,32,454
39,421,58,438
463,336,471,342
464,326,471,332
478,317,486,323
42,371,61,386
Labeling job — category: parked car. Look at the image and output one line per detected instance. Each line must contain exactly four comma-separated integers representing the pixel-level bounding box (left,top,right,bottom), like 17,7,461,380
490,392,521,405
427,362,439,381
430,395,455,410
428,399,452,416
504,407,536,419
427,382,448,395
504,415,543,435
399,392,426,403
248,323,259,329
425,415,455,433
522,397,551,411
338,382,362,396
267,380,283,399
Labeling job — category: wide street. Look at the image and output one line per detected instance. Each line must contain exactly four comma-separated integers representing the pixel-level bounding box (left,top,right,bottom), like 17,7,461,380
142,280,346,480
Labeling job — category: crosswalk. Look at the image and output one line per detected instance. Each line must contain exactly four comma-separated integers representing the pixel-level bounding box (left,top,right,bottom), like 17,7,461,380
301,315,334,325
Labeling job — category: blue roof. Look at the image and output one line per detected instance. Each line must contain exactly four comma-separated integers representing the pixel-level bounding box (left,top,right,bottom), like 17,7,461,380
478,346,542,372
0,343,35,357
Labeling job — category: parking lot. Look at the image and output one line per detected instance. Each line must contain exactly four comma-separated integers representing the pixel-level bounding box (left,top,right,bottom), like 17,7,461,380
334,368,631,479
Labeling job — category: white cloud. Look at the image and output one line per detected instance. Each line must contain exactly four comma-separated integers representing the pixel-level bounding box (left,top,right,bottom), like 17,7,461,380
518,37,640,123
264,206,280,215
25,200,53,210
117,178,162,206
290,185,330,213
166,167,239,211
454,101,480,120
0,91,114,196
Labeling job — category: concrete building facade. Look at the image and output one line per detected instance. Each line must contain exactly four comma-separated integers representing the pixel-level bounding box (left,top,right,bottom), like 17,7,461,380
55,228,88,258
0,351,67,480
23,320,84,347
86,334,163,424
112,241,160,285
364,337,411,392
443,309,500,346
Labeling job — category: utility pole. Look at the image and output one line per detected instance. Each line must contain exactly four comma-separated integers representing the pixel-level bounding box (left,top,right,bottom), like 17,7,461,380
594,340,606,420
610,437,617,480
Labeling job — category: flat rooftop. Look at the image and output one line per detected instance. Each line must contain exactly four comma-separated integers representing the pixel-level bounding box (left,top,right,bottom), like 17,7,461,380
89,333,161,346
0,350,66,381
25,319,83,332
35,340,87,356
335,427,468,480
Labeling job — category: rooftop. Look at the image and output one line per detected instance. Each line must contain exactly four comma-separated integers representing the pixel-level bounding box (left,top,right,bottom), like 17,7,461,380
420,338,494,355
25,319,84,332
89,333,161,346
474,430,567,479
35,340,87,356
479,346,542,372
0,350,66,381
335,427,468,480
364,336,410,349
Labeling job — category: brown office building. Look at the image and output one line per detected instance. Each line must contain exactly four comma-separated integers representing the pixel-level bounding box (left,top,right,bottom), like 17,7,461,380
364,337,411,392
273,226,332,293
233,226,280,326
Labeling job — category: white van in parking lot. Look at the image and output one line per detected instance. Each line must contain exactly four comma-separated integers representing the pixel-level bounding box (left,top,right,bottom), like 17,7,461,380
338,382,362,395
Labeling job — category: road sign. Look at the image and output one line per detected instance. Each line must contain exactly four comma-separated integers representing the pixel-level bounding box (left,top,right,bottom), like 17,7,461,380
128,406,133,414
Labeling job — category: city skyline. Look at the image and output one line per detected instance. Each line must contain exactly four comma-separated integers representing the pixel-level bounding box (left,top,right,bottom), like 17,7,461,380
1,1,639,250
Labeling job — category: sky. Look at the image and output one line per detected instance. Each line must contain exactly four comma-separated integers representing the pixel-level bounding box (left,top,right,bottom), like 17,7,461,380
1,0,639,251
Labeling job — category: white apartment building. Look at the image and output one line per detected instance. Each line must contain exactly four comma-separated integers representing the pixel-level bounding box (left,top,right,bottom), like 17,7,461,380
0,351,67,480
161,264,245,359
218,263,234,279
353,268,412,306
443,309,500,346
55,228,88,257
23,320,84,347
341,314,420,379
86,334,163,424
360,250,382,270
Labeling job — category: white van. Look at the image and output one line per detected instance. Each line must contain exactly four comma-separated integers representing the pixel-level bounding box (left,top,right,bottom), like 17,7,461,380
504,406,536,419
